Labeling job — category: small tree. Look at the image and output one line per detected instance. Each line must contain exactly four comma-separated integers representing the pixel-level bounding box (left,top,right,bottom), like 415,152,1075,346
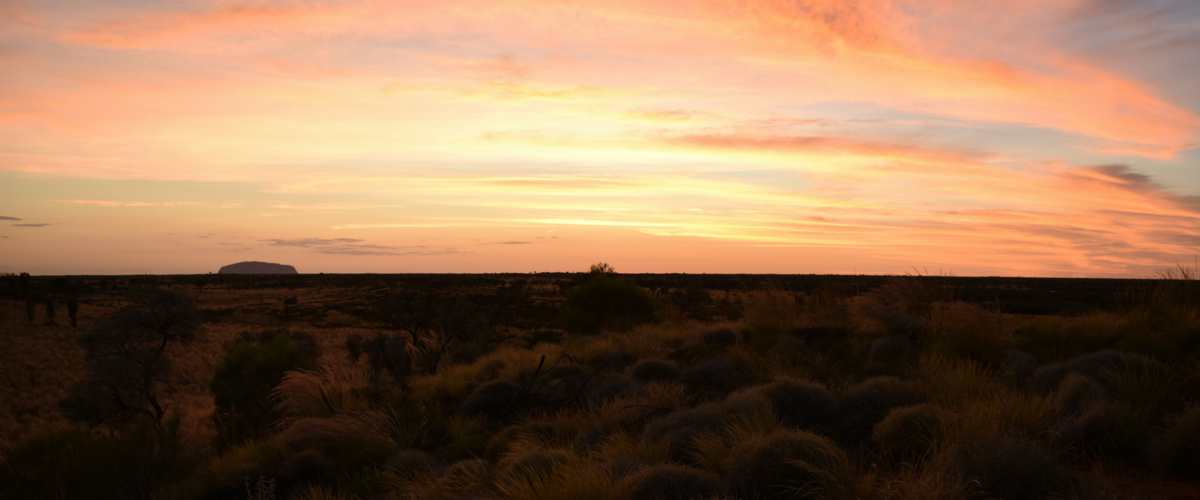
561,270,655,334
61,287,201,426
210,330,319,446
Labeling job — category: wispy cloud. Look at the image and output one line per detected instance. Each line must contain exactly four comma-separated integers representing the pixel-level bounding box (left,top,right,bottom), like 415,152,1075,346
13,223,51,227
0,216,20,221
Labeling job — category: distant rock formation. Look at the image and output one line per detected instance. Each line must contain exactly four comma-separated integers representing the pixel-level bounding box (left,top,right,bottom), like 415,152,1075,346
218,261,298,275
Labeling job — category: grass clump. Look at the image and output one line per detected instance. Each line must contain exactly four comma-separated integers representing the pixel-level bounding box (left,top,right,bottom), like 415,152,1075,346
616,463,721,500
627,359,680,382
941,432,1071,500
1153,404,1200,479
872,404,943,464
738,377,836,430
722,429,854,500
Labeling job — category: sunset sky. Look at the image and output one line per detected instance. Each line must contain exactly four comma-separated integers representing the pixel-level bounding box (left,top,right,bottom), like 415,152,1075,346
2,0,1198,276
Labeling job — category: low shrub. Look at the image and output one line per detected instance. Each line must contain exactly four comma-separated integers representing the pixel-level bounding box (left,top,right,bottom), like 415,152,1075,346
1033,349,1146,391
384,450,444,478
699,326,739,348
830,376,921,445
681,356,745,394
1054,400,1149,462
561,274,656,334
211,330,320,445
1000,350,1038,382
617,463,722,500
277,449,336,490
1154,404,1200,479
0,416,194,500
740,378,836,430
944,432,1071,500
1054,373,1109,415
864,336,916,376
722,429,854,500
628,359,680,382
277,411,398,473
873,404,943,464
645,403,730,464
459,379,521,418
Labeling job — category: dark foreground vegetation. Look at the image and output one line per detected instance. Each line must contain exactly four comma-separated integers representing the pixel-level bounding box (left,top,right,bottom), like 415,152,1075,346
1,264,1199,500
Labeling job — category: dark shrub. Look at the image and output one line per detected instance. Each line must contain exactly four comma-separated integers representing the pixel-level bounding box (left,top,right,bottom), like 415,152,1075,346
385,449,444,477
485,425,526,460
561,274,655,334
211,330,320,445
830,376,921,445
681,356,744,394
349,332,412,380
948,433,1071,500
1033,349,1146,392
590,378,639,403
0,417,193,500
599,348,637,371
629,359,681,382
792,325,852,352
646,403,730,464
872,404,943,464
865,336,916,376
1054,373,1108,415
1001,350,1039,382
742,378,836,430
61,287,200,426
1055,400,1148,461
1154,404,1200,479
723,429,852,500
618,463,722,500
460,379,521,418
699,326,739,348
277,449,335,488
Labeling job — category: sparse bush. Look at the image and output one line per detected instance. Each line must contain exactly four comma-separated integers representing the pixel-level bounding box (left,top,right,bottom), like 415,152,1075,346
873,404,943,464
628,359,680,382
347,332,412,380
60,287,201,425
617,463,721,500
722,429,854,500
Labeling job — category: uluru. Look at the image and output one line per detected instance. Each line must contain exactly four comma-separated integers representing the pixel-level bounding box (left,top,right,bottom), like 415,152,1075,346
218,261,298,274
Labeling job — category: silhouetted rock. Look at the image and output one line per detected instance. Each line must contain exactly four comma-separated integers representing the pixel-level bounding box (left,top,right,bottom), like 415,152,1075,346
218,261,298,274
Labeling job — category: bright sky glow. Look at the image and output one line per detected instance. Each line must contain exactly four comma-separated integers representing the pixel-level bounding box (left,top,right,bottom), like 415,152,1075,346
1,0,1198,276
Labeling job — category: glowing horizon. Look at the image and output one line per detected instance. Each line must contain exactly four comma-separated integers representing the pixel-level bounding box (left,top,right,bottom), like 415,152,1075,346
2,0,1198,277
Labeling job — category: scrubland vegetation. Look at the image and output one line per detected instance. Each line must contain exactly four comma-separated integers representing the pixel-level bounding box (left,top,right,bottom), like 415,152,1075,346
1,263,1199,499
